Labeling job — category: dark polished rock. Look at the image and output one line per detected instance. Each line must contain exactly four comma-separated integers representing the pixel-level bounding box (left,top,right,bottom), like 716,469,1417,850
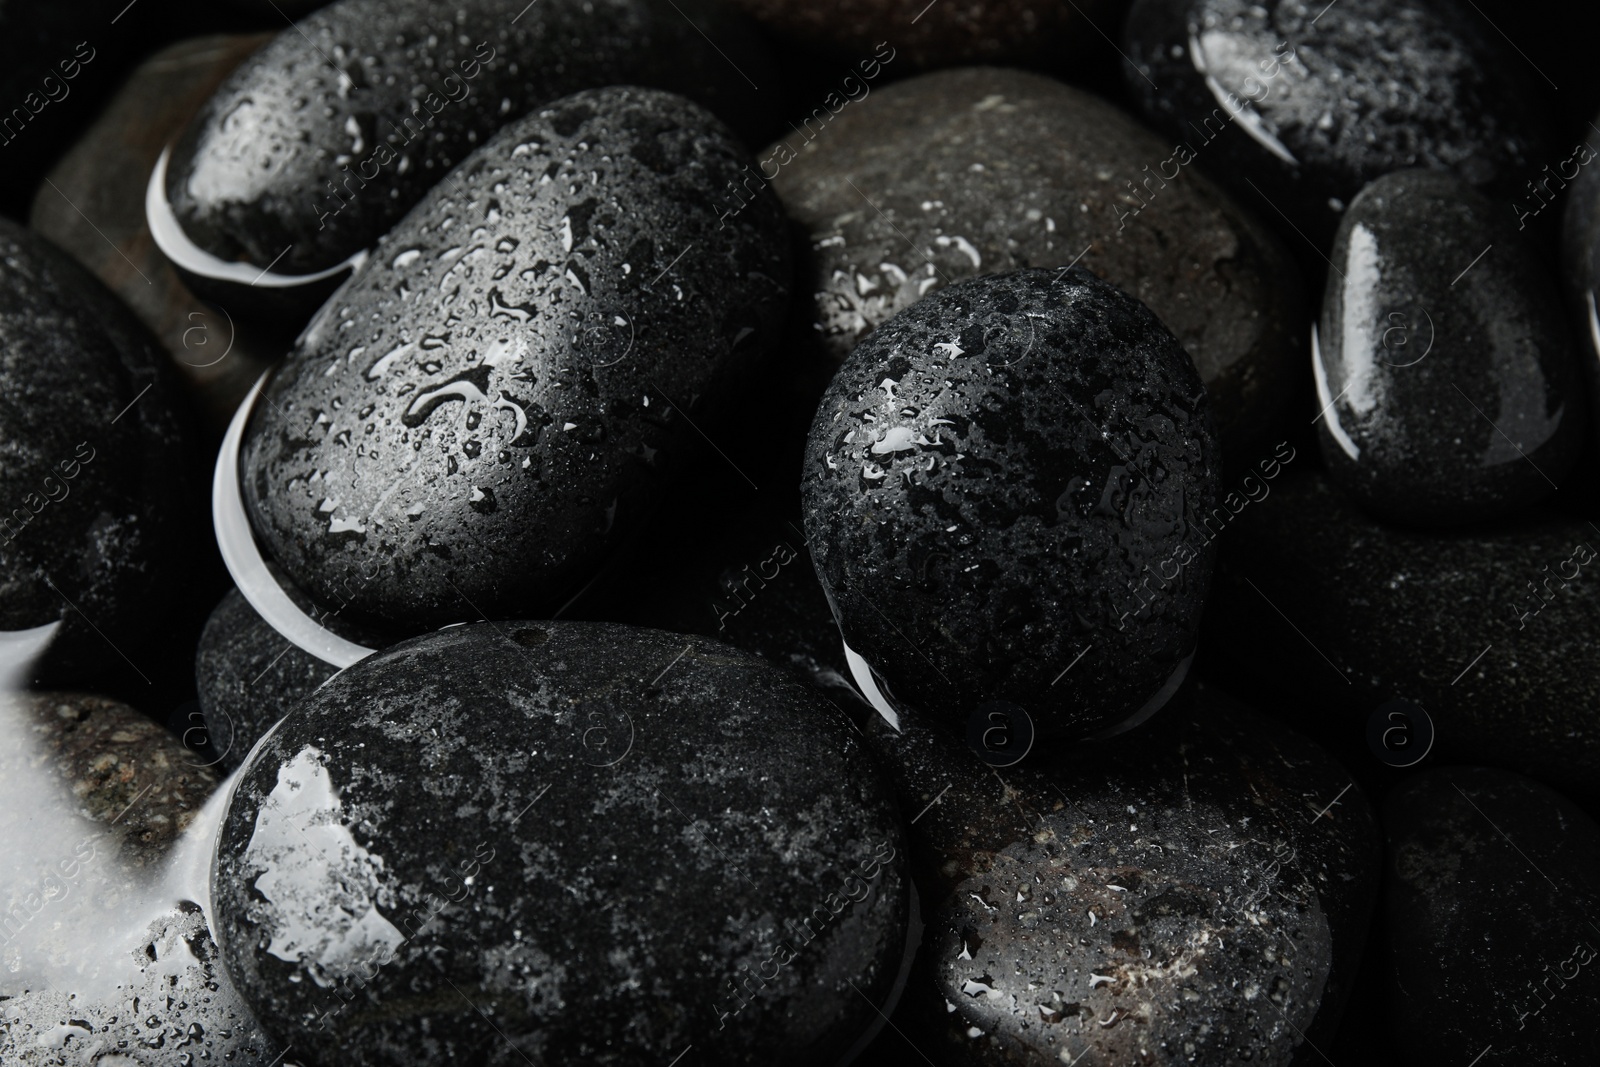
727,0,1120,70
1202,466,1600,801
1383,767,1600,1063
1560,116,1600,459
28,34,280,432
802,267,1221,739
194,572,390,772
1122,0,1551,254
2,692,218,869
213,621,910,1066
1315,170,1584,526
769,66,1307,463
0,219,207,701
240,87,790,632
861,682,1379,1066
162,0,775,295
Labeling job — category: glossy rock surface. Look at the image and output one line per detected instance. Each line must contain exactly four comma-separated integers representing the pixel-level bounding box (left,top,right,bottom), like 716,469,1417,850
1123,0,1549,249
1383,768,1600,1063
29,34,279,429
728,0,1118,69
165,0,773,278
2,692,218,869
0,220,202,698
194,576,387,771
863,684,1379,1066
802,268,1221,738
1315,170,1583,525
213,621,910,1066
240,87,790,631
770,67,1306,461
1203,468,1600,801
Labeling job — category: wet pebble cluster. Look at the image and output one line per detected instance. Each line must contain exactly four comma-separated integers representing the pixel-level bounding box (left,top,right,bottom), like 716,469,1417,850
4,0,1600,1065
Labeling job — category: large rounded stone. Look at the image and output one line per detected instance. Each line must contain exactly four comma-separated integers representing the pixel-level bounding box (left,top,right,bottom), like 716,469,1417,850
802,267,1221,739
213,621,910,1065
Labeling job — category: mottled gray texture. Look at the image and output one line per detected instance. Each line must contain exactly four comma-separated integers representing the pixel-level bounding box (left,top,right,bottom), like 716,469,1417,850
1316,170,1584,525
801,268,1221,738
0,219,201,696
2,692,218,869
769,67,1307,464
213,621,909,1066
1383,768,1600,1064
240,87,791,632
727,0,1119,69
1203,467,1600,801
862,682,1379,1066
0,905,288,1067
1123,0,1549,249
195,575,388,771
166,0,773,277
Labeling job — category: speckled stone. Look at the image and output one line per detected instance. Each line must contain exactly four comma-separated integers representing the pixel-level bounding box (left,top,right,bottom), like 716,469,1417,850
2,692,218,868
213,621,909,1065
165,0,775,281
240,87,791,632
862,682,1379,1066
1122,0,1550,251
0,219,204,699
769,67,1307,463
726,0,1119,69
1202,467,1600,801
0,904,288,1067
801,268,1221,739
1383,768,1600,1063
194,574,389,771
1315,170,1584,526
28,34,279,430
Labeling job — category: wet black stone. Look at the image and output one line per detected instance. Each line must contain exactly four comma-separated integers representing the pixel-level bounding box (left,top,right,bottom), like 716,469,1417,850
164,0,776,285
769,66,1308,465
1383,767,1600,1063
727,0,1116,70
213,621,910,1066
1122,0,1550,254
240,86,791,632
0,904,287,1067
1315,170,1584,526
194,572,390,772
0,219,206,701
801,267,1221,739
1202,466,1600,802
861,682,1379,1066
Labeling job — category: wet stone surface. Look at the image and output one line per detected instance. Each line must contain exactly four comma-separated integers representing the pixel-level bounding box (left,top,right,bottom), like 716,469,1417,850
801,267,1221,739
0,219,203,699
213,621,910,1066
0,904,288,1067
1383,767,1600,1064
862,682,1380,1066
1315,170,1584,526
1203,467,1600,802
769,66,1307,463
165,0,775,280
194,573,389,772
240,86,791,632
1122,0,1550,251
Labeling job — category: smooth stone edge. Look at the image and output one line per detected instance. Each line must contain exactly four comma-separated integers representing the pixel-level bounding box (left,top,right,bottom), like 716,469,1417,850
214,371,375,669
147,146,369,289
